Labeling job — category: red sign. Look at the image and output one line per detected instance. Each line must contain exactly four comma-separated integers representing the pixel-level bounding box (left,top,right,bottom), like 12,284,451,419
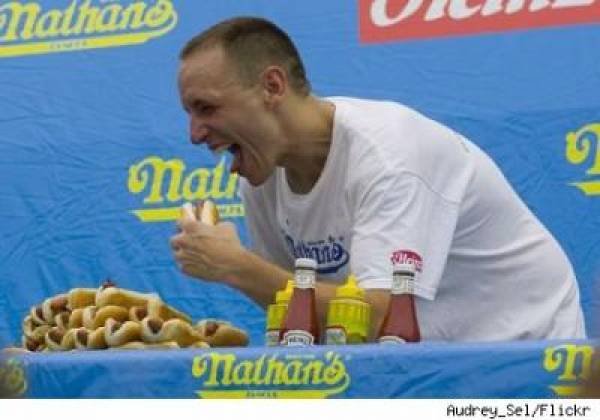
359,0,600,43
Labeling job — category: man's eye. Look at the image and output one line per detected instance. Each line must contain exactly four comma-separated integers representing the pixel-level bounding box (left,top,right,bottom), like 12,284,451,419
194,103,216,115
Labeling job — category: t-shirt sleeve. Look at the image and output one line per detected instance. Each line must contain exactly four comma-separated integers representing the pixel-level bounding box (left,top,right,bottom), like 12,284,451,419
350,171,461,300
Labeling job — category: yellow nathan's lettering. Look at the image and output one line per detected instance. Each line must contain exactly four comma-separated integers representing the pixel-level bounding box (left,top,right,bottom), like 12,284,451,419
33,10,61,38
543,344,594,381
250,355,267,386
182,168,212,200
128,156,184,204
191,354,208,378
128,156,239,206
192,353,237,387
0,0,178,58
282,360,304,385
191,352,351,399
58,0,78,36
144,0,174,27
95,4,122,32
232,360,254,385
70,0,99,34
301,360,325,385
119,3,146,30
566,123,600,197
322,352,348,385
0,359,27,397
566,123,600,175
264,357,286,385
0,2,40,41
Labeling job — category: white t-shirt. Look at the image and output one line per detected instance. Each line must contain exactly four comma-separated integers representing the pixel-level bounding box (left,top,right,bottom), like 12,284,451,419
240,97,586,341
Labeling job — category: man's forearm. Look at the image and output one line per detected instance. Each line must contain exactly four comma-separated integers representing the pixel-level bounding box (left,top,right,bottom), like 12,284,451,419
225,250,292,307
225,250,390,339
225,250,339,325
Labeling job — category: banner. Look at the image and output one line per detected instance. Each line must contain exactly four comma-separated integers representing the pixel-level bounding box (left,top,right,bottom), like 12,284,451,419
0,0,599,348
2,341,595,398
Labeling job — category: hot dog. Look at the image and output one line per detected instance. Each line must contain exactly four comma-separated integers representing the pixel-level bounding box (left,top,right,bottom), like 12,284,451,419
82,305,129,330
195,319,249,348
181,200,220,225
104,318,142,347
140,317,205,348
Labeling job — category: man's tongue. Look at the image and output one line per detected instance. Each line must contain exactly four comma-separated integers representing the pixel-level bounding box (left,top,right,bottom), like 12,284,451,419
229,144,242,174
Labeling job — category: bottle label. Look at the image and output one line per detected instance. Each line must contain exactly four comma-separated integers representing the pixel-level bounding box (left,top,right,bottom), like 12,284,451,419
391,275,415,295
325,327,347,345
378,335,407,344
264,330,281,347
281,330,315,346
295,269,316,289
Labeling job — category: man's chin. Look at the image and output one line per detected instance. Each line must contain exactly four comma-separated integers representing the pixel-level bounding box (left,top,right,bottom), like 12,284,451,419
244,171,268,187
246,176,263,187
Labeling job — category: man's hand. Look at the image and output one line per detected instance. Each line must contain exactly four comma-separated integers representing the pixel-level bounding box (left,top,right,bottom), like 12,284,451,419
170,207,245,283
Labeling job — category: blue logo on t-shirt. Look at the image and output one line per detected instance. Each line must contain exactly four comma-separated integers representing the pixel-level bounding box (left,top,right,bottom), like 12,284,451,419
283,233,350,274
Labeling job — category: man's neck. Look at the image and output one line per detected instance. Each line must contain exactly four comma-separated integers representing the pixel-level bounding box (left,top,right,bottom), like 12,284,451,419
281,96,335,194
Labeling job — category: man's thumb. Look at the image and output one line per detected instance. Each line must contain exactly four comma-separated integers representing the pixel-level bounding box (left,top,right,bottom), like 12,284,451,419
179,203,199,233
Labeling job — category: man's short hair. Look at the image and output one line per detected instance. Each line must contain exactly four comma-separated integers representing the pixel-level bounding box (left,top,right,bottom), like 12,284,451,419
180,16,311,96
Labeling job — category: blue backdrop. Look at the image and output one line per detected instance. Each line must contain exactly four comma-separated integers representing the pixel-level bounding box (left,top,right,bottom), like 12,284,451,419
1,0,599,347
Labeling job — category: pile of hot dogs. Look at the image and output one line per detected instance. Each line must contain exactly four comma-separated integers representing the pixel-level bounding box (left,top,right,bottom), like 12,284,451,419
14,281,248,352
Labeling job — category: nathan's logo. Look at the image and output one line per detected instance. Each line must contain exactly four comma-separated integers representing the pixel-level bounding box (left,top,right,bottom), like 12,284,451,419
0,0,177,58
0,358,27,397
543,344,598,397
566,123,600,196
191,351,351,398
283,232,350,275
128,156,243,222
359,0,600,43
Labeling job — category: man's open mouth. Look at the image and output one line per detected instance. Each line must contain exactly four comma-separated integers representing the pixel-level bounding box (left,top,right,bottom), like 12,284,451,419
229,144,242,174
209,143,242,174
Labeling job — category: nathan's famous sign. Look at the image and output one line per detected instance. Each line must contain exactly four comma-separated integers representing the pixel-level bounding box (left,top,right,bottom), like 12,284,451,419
359,0,600,43
543,343,599,397
128,156,244,222
0,0,177,58
191,351,351,398
566,123,600,196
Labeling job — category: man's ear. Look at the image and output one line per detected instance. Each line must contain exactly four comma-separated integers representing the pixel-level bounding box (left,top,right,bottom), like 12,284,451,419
261,66,286,107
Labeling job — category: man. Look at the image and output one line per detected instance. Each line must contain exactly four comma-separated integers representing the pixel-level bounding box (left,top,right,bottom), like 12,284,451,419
171,16,585,341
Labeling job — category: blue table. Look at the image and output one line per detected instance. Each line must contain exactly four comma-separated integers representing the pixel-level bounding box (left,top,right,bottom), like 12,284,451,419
2,340,595,398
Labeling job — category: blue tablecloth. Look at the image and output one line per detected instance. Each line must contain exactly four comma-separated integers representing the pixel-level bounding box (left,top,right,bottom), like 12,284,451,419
2,340,595,398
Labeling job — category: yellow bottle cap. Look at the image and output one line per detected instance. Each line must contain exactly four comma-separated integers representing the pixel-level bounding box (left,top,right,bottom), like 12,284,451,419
275,280,294,304
335,274,365,300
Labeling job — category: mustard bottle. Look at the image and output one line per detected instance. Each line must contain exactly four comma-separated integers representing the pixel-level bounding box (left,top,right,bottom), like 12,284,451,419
265,280,294,346
325,274,371,345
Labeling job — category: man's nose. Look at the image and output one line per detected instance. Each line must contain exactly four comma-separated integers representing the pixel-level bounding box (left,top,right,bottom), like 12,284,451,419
190,117,209,144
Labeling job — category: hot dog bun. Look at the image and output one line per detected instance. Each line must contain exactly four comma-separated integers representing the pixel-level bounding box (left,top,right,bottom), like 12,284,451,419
195,319,249,348
140,317,204,348
95,283,158,309
67,288,97,310
198,200,219,225
181,200,220,225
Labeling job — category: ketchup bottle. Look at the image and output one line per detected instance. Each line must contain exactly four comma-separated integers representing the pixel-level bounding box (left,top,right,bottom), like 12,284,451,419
280,258,320,346
377,262,421,343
